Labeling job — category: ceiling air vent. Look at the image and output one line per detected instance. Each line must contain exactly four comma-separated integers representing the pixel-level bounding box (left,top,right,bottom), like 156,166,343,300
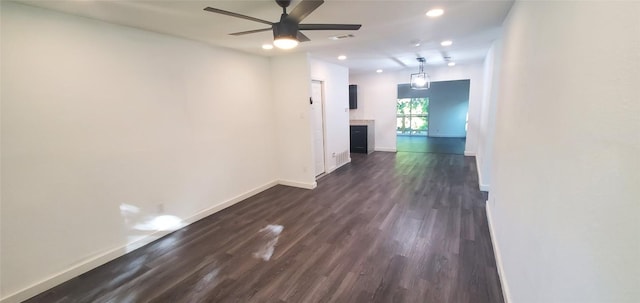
329,34,355,40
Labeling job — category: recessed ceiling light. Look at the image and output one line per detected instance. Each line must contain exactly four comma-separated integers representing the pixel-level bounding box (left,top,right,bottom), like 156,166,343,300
448,62,456,67
262,44,273,50
376,69,383,73
338,55,347,60
426,8,444,18
441,40,453,46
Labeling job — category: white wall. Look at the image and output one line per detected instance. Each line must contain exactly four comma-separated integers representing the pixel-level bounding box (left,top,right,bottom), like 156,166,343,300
349,63,484,154
270,53,316,189
487,1,640,302
476,39,503,191
1,2,279,301
348,72,398,152
310,59,351,172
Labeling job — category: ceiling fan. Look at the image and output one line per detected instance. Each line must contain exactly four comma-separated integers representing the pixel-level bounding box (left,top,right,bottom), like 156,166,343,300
204,0,362,49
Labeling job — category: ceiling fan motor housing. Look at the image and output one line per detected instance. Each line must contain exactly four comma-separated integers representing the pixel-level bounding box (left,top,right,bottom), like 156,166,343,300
275,0,292,9
273,16,298,40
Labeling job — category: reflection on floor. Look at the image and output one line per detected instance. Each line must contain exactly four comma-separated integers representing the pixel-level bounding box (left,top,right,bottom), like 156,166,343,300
397,136,466,154
24,152,503,303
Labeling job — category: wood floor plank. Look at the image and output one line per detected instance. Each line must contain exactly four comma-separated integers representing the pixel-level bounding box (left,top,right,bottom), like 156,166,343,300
24,151,504,303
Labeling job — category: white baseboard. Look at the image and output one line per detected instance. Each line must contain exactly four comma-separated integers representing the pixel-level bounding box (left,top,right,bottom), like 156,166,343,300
464,150,476,156
486,201,513,303
325,158,351,175
2,241,137,303
278,179,317,189
374,147,397,152
0,180,279,303
184,180,279,224
475,155,490,192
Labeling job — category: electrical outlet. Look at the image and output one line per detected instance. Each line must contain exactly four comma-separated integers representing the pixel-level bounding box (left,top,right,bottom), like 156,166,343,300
157,203,165,214
332,152,336,157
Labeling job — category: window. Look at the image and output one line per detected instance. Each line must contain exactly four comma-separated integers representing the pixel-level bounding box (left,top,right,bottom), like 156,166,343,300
397,98,428,136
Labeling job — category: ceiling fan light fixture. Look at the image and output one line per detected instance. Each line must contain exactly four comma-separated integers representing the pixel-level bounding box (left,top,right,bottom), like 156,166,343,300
273,37,299,49
205,1,361,50
272,20,300,49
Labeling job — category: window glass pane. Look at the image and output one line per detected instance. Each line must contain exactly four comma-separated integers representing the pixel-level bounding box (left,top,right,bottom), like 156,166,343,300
397,98,411,115
396,98,429,136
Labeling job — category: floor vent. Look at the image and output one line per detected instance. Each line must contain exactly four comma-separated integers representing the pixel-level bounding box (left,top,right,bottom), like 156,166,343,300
336,150,349,167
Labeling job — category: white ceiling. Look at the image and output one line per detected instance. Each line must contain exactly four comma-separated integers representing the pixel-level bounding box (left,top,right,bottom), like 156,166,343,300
16,0,514,74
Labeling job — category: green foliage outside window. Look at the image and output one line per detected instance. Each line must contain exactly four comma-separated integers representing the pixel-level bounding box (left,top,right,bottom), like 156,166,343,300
397,98,428,136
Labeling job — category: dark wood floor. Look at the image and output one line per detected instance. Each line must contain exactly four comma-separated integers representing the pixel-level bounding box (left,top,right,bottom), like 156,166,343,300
25,152,503,303
396,136,466,155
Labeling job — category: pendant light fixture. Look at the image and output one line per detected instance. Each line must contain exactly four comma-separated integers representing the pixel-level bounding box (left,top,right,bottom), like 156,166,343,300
410,57,430,90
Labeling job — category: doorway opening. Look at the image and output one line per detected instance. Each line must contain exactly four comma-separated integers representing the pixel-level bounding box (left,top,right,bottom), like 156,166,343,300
311,80,326,178
396,80,470,154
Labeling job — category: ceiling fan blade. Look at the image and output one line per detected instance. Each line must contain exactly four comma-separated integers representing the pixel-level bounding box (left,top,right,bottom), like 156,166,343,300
297,32,311,42
298,24,362,31
288,0,324,23
229,28,273,36
203,7,273,26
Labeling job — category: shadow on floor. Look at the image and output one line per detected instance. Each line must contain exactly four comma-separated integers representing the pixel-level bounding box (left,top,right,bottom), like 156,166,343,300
397,136,466,154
